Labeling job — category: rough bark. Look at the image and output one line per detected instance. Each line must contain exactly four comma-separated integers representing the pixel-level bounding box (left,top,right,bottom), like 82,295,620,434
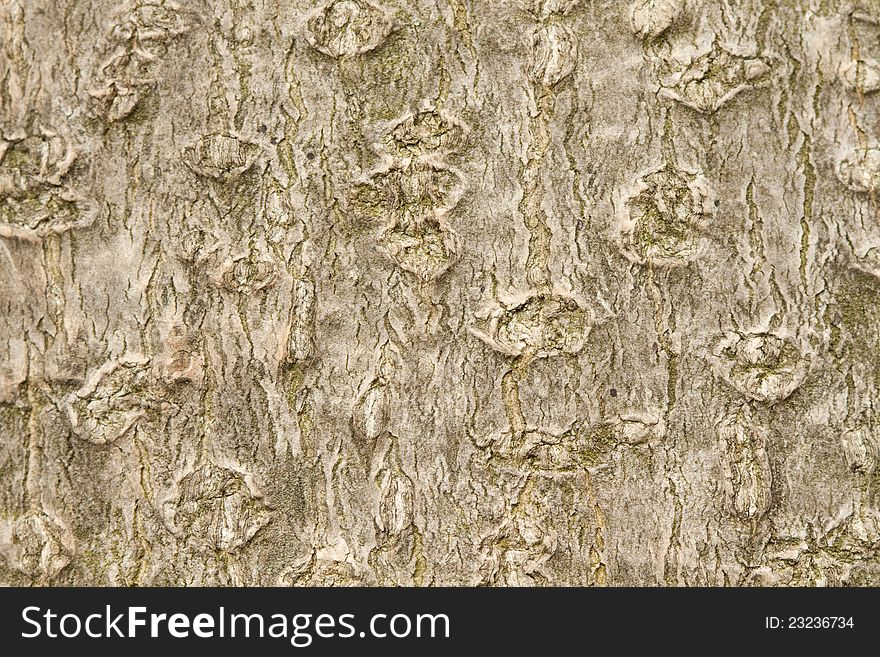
1,0,879,586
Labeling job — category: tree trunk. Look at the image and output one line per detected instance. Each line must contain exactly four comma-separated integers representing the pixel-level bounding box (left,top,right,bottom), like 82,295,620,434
1,0,879,586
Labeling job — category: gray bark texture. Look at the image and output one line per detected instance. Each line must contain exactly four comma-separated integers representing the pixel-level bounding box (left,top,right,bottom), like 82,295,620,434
1,0,880,587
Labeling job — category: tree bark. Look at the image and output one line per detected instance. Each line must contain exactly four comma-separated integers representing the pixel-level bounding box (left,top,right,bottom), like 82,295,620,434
1,0,879,586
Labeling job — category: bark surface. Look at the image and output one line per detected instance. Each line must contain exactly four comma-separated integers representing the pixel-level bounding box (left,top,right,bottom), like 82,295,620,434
1,0,879,586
